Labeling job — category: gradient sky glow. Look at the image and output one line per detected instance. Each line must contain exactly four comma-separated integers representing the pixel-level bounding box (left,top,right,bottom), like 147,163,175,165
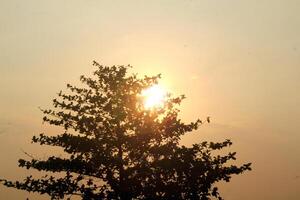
1,0,300,199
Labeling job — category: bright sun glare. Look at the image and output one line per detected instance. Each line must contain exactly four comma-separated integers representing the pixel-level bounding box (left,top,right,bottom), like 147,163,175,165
142,85,167,109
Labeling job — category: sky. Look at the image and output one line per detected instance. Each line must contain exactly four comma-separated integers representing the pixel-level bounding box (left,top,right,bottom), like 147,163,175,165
0,0,300,199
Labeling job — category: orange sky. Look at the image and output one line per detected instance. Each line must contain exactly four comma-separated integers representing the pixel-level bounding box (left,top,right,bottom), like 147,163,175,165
0,0,300,199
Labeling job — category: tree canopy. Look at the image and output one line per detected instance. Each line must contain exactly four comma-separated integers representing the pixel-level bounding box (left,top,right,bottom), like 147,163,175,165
1,62,251,200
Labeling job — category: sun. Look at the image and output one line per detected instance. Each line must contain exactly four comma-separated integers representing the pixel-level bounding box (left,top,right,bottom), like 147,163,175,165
141,85,167,109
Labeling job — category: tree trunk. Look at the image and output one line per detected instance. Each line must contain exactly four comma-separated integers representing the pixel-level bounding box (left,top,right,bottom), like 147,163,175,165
117,126,131,200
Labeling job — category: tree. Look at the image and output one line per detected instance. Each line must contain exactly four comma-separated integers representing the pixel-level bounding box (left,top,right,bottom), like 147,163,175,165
1,61,251,200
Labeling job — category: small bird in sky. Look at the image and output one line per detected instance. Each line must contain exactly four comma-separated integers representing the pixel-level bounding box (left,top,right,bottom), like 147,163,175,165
207,116,210,123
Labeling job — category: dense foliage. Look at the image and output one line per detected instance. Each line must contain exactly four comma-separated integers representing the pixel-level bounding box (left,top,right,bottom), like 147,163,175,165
1,62,251,200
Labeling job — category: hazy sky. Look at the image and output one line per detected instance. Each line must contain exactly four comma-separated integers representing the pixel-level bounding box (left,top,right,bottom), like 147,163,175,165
1,0,300,199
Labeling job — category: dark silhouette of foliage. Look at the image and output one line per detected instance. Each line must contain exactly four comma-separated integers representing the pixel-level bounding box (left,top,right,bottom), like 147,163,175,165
1,62,251,200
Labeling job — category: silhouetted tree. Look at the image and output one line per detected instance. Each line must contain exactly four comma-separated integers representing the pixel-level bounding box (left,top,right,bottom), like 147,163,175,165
1,62,251,200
